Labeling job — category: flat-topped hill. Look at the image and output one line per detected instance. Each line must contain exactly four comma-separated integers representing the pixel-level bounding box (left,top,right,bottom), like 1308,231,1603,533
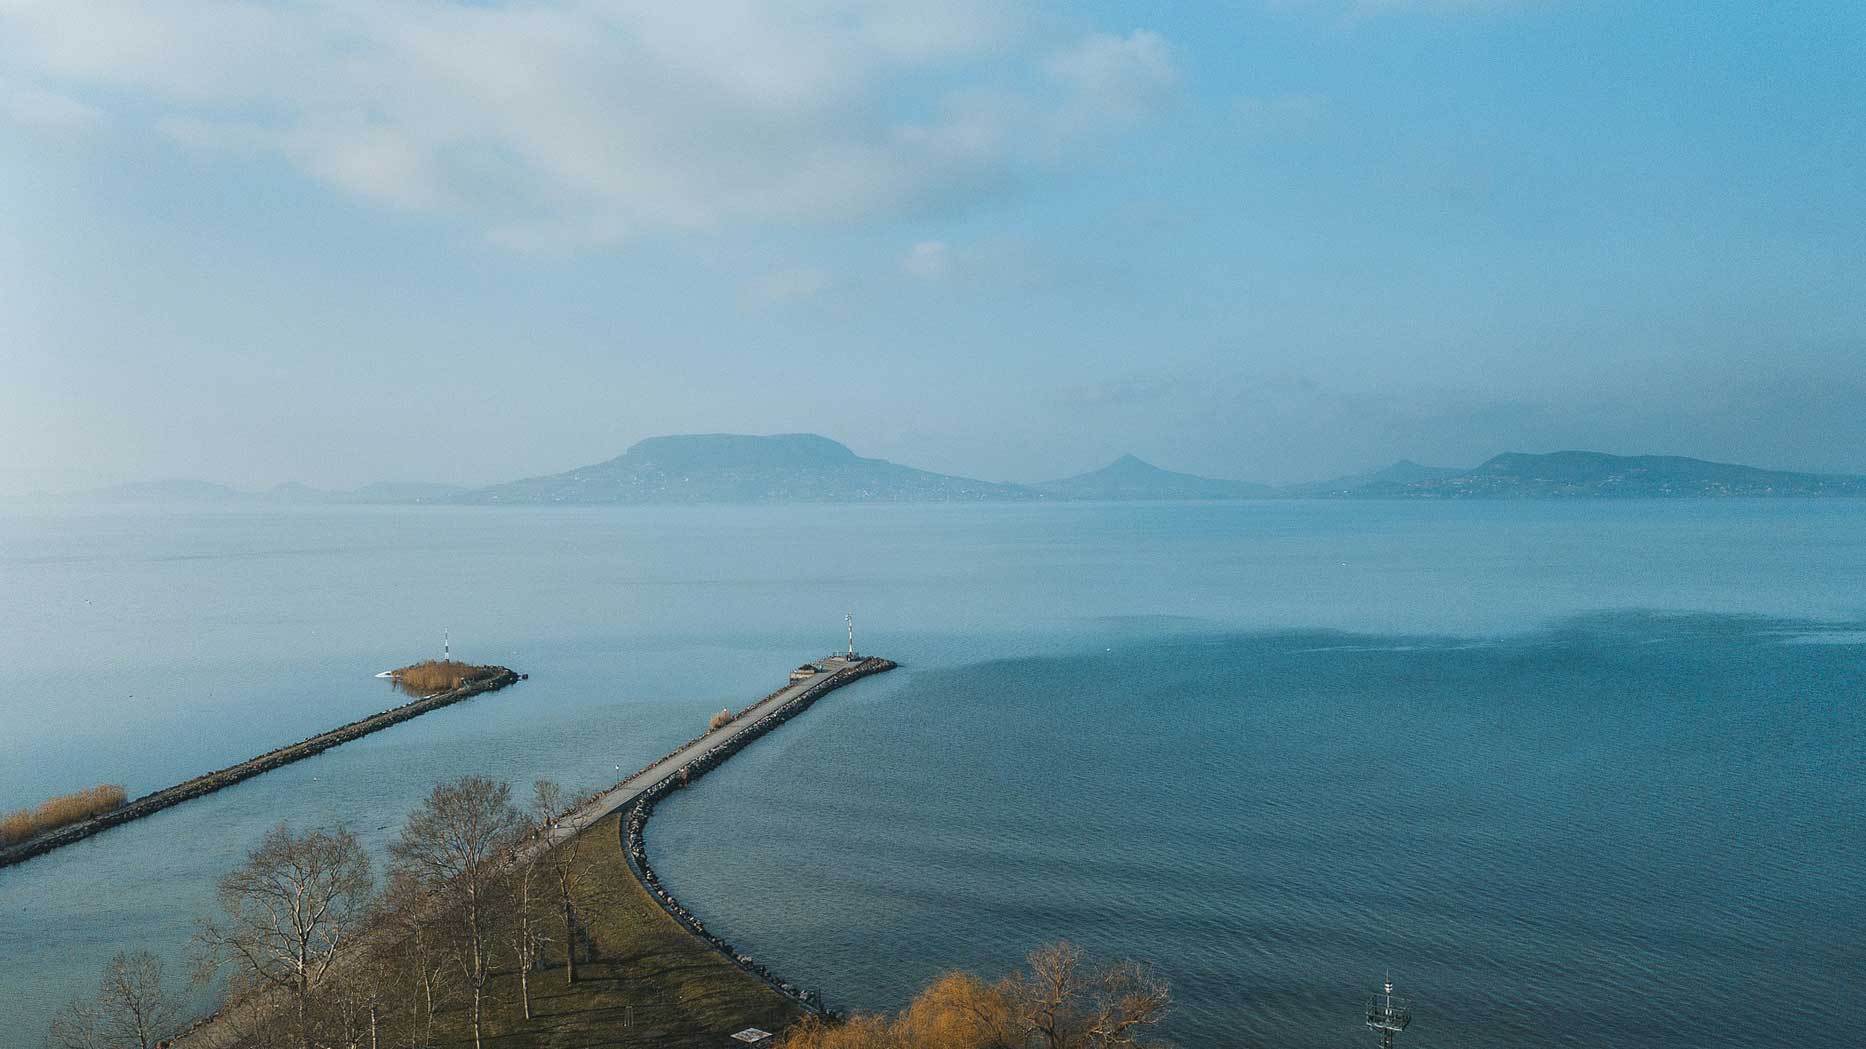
463,433,1035,505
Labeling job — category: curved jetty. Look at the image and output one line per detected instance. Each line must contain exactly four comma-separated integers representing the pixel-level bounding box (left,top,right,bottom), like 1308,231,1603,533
0,666,522,870
545,655,896,1014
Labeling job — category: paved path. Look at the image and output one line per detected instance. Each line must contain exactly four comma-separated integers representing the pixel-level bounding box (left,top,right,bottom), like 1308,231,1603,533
540,658,860,849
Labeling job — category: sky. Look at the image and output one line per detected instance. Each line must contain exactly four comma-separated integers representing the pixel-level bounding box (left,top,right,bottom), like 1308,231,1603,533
2,0,1863,492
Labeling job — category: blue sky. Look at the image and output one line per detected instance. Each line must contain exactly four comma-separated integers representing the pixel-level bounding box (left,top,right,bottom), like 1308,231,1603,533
2,1,1862,491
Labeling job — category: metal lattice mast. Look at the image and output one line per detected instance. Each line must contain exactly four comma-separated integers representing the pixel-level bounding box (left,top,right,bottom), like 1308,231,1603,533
1366,973,1410,1049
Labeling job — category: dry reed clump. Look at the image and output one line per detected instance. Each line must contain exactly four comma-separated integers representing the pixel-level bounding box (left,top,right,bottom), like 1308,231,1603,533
391,660,494,697
707,709,734,732
0,784,128,846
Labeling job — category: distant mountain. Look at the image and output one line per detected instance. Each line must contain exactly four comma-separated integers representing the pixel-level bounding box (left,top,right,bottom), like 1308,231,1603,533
260,481,472,504
1281,459,1466,497
347,481,471,504
61,479,467,506
1036,454,1272,500
259,482,334,504
461,433,1037,504
69,479,252,504
1356,451,1866,498
51,443,1866,507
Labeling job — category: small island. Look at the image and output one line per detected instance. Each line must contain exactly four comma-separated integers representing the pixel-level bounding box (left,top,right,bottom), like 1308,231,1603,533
388,658,507,696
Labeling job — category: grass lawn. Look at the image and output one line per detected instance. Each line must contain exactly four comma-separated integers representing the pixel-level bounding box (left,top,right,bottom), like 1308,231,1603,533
431,811,805,1048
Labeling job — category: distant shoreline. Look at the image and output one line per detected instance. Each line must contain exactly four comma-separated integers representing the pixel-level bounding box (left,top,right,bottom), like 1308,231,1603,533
0,666,523,870
23,435,1866,505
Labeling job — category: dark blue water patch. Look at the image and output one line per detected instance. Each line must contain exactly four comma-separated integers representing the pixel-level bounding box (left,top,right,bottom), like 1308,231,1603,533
648,612,1866,1049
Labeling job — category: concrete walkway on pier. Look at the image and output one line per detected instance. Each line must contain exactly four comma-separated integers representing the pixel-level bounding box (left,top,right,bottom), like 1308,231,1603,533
541,657,861,849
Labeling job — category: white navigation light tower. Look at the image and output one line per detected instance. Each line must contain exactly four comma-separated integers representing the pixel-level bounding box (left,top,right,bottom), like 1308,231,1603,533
1366,974,1411,1049
846,613,856,659
444,630,451,662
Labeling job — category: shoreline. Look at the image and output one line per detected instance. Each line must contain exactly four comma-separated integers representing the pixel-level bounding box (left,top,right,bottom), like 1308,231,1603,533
619,656,897,1015
169,655,891,1048
0,666,523,870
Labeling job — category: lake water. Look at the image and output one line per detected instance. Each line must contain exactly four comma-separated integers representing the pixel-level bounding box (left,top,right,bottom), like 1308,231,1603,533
1,501,1862,1047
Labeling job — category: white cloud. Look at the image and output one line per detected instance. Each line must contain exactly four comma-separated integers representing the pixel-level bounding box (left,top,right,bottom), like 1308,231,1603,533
898,235,1062,291
0,2,1179,251
0,80,102,132
740,266,832,309
901,241,954,281
1042,30,1177,124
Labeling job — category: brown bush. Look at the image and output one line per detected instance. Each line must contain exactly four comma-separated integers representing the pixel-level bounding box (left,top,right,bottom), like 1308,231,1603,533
391,660,493,697
0,783,128,846
778,943,1168,1049
707,709,734,732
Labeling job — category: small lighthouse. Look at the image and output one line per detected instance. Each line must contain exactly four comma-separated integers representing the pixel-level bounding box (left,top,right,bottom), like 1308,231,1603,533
444,630,451,662
846,613,856,660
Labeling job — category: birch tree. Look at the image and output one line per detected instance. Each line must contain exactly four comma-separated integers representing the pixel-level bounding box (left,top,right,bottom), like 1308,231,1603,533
390,776,524,1049
195,823,375,1049
531,777,614,986
378,866,455,1049
47,949,178,1049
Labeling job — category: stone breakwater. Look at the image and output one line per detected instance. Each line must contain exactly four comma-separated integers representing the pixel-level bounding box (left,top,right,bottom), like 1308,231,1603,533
0,667,523,870
622,657,897,1016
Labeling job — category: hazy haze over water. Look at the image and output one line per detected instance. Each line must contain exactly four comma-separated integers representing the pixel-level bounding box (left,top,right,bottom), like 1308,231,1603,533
1,500,1862,1046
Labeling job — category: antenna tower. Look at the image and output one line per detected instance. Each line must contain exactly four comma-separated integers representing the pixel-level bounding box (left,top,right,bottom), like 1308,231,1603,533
1365,974,1411,1049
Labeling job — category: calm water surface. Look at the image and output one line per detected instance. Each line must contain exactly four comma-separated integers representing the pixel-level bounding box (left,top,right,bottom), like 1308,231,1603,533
1,501,1862,1047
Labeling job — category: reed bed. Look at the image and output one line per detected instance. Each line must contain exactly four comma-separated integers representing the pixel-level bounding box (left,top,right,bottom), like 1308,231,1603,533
707,708,734,732
0,784,127,846
391,660,495,696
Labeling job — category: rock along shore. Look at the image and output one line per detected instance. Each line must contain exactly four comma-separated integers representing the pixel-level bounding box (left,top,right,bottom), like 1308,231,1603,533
622,656,897,1017
0,667,523,870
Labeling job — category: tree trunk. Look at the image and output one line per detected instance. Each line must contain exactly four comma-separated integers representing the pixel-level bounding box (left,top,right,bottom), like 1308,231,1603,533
561,900,577,985
472,983,484,1049
297,967,312,1049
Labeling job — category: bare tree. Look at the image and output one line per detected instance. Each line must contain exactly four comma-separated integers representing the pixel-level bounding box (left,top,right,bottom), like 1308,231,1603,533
319,929,406,1049
1008,943,1169,1049
1081,960,1171,1049
531,778,565,832
531,778,613,986
378,866,455,1049
195,823,375,1049
1018,942,1087,1049
509,837,545,1021
390,775,525,1049
48,950,178,1049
